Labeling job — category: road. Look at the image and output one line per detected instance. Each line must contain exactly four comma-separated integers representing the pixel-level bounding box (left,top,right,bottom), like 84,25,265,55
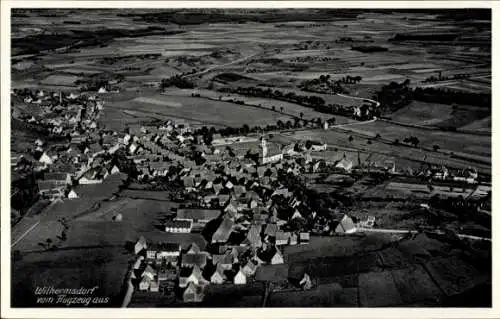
11,220,40,248
337,93,380,107
184,52,261,79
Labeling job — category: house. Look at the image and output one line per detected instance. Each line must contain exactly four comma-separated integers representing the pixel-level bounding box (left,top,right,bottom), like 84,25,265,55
289,233,298,245
181,253,208,269
37,180,66,200
78,173,103,185
242,259,259,277
264,223,278,238
291,209,303,220
179,266,203,288
165,220,192,233
243,225,262,248
335,157,353,172
38,152,53,166
142,265,157,281
257,246,284,265
270,249,284,264
154,243,181,259
212,252,234,271
183,282,205,303
149,280,159,293
176,209,221,227
158,264,178,282
44,172,72,185
186,243,201,255
299,232,310,244
211,218,234,243
210,264,226,284
234,269,247,285
135,236,147,254
98,87,108,94
67,189,78,199
335,214,357,234
138,276,152,291
275,232,291,246
311,143,328,152
110,165,121,174
299,273,313,290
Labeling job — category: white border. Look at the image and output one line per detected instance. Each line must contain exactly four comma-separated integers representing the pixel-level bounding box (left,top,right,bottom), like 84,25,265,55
1,1,497,318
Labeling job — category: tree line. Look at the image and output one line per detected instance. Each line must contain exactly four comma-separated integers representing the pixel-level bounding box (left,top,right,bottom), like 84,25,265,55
375,79,491,112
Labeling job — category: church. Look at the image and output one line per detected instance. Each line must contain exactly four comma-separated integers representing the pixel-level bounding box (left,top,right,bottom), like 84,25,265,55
260,138,283,165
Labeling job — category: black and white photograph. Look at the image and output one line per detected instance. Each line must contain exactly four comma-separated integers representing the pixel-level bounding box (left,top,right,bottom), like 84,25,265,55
2,1,495,314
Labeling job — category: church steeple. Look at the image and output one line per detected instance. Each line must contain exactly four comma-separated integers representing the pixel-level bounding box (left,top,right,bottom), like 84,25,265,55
261,137,268,158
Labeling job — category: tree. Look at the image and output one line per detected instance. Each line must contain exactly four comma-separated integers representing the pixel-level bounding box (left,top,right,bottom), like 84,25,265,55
393,139,400,145
280,106,284,114
305,140,313,150
272,106,276,112
348,136,353,142
13,250,22,262
375,133,381,139
412,137,420,148
433,144,440,152
299,112,304,119
45,238,53,250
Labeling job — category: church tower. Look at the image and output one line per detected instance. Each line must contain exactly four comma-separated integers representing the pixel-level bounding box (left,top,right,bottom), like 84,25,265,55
261,138,268,159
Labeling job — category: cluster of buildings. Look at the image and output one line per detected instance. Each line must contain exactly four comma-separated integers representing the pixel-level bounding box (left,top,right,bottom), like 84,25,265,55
11,89,128,202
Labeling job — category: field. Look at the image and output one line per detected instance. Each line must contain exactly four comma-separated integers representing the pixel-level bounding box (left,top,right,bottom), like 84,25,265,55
424,256,487,297
337,120,491,157
104,93,293,129
389,101,454,126
358,271,403,306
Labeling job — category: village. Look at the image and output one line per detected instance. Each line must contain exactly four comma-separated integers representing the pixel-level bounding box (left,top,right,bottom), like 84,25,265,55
10,85,492,305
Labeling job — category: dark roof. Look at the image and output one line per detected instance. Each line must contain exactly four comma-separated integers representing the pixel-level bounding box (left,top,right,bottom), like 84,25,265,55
37,180,66,191
181,253,208,268
149,243,181,252
257,246,278,263
44,172,69,181
264,223,278,237
255,264,289,282
177,209,221,221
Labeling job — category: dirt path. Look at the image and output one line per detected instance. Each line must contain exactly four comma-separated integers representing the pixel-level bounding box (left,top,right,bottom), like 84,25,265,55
358,227,491,241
